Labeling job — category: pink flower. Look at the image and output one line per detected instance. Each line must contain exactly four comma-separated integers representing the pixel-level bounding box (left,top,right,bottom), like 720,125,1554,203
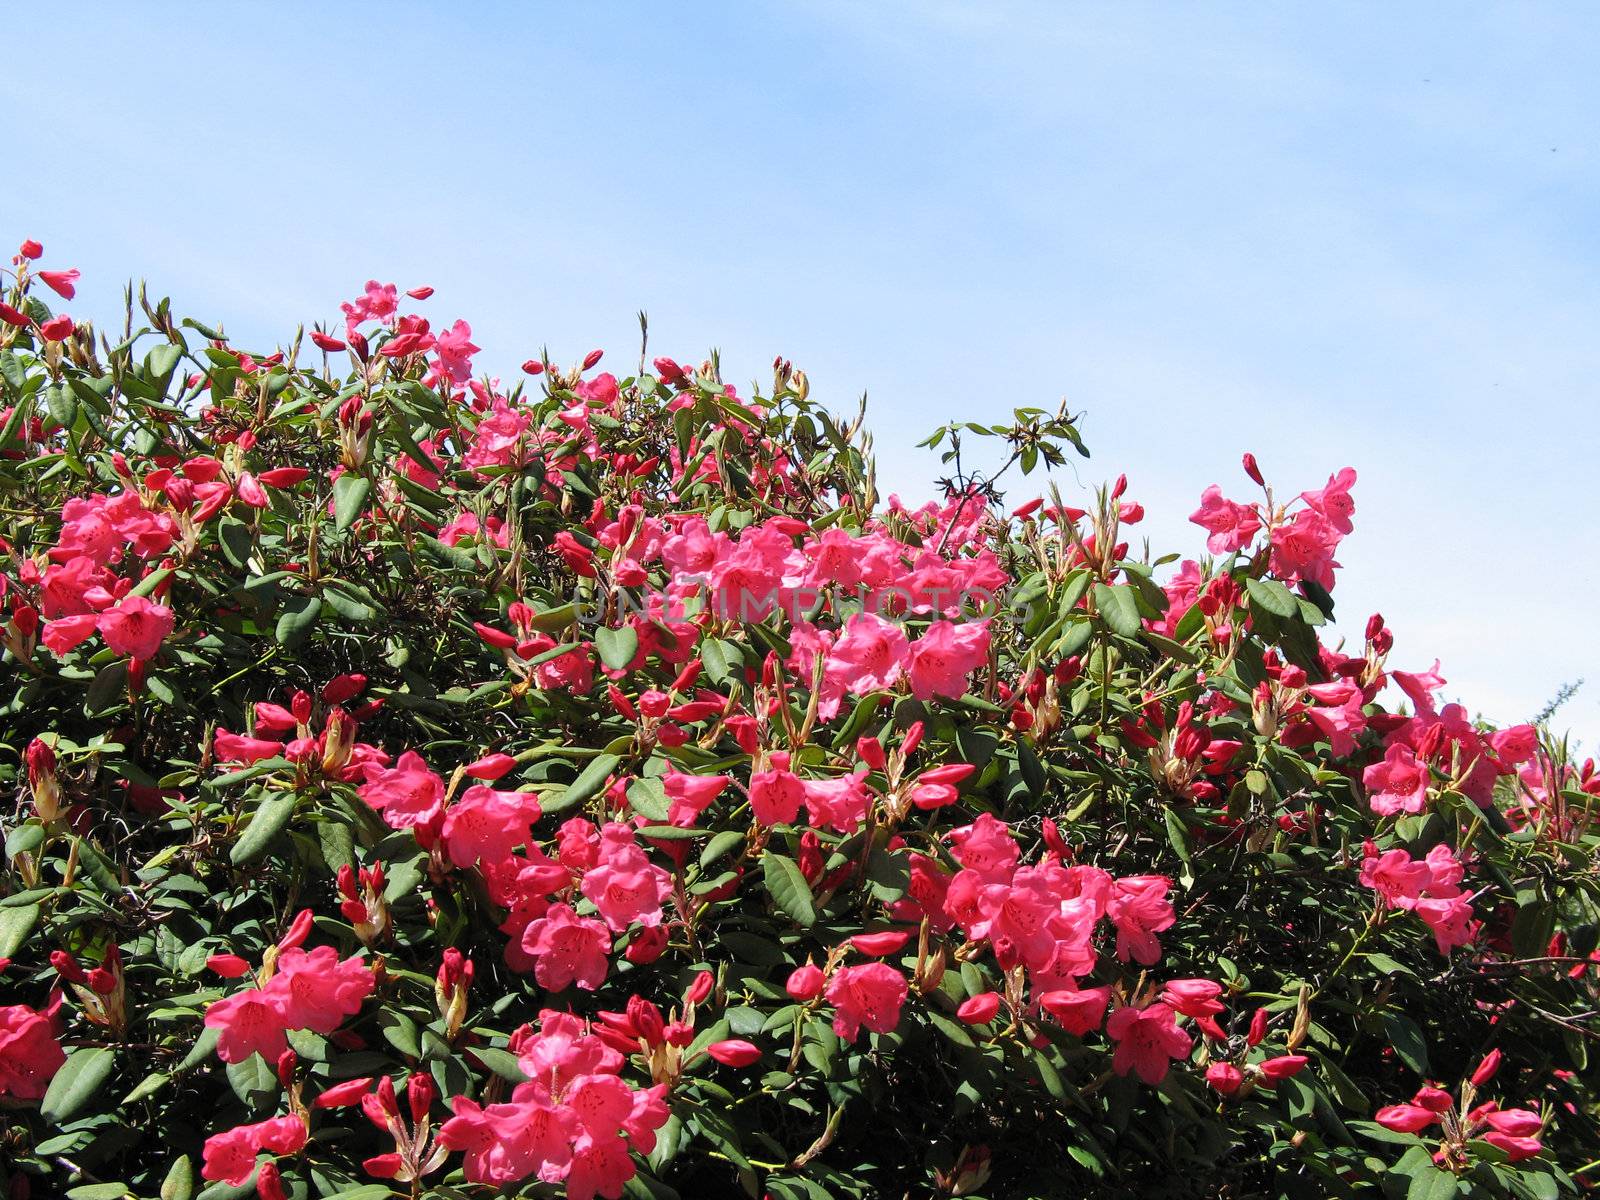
358,750,446,830
907,620,990,701
442,784,542,867
825,962,908,1041
1257,1054,1309,1082
1483,1107,1543,1138
662,770,730,828
1299,467,1357,535
1105,1002,1193,1085
97,594,175,660
436,1094,576,1186
946,813,1019,882
271,947,374,1032
1038,985,1112,1036
1189,485,1262,554
802,772,873,833
580,824,671,931
201,1115,308,1185
1269,508,1341,591
1159,979,1224,1019
826,612,910,694
204,949,372,1063
38,268,80,299
1414,892,1479,954
1106,875,1175,965
1363,743,1430,816
0,1002,65,1100
1206,1062,1244,1095
41,613,98,656
203,987,290,1064
750,759,805,825
521,903,611,991
432,319,481,384
1305,693,1367,757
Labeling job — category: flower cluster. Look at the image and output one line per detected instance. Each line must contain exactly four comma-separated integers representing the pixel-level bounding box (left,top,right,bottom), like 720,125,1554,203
0,249,1593,1200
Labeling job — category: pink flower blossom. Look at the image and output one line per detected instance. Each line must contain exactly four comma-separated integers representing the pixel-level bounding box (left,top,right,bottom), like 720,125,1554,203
1105,1001,1193,1084
1106,875,1175,965
358,750,446,830
1189,485,1262,554
750,759,805,825
580,824,671,931
825,962,908,1042
201,1115,308,1185
1299,467,1357,535
826,612,910,695
0,1002,64,1100
907,620,990,701
96,594,174,660
443,784,542,867
1363,742,1430,816
521,903,611,991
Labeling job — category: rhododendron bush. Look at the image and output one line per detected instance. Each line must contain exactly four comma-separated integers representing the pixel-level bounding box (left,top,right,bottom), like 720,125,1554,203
0,242,1597,1200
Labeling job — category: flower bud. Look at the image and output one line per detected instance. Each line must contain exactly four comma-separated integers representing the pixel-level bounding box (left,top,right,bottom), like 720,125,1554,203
1471,1049,1503,1087
407,1071,435,1123
706,1039,762,1067
255,1161,286,1200
786,964,825,1001
685,970,714,1006
957,992,1001,1025
1206,1062,1244,1096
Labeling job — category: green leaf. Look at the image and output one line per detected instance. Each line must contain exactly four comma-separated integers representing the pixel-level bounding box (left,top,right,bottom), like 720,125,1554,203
66,1185,134,1200
1092,582,1141,637
762,852,816,927
161,1155,196,1200
1244,576,1298,619
546,753,621,816
332,472,371,532
594,625,640,672
231,793,297,864
1163,808,1191,862
1405,1164,1462,1200
275,594,322,646
1381,1012,1430,1076
225,1052,277,1107
0,903,41,958
41,1046,116,1123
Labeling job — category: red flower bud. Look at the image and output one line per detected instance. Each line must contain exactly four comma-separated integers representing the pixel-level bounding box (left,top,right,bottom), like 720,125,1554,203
314,1077,374,1108
1471,1049,1502,1087
277,908,314,951
255,1161,287,1200
1206,1062,1244,1096
786,964,825,1001
407,1072,435,1122
685,970,714,1006
706,1039,762,1067
1256,1054,1308,1082
1246,1007,1269,1047
957,992,1001,1025
850,930,911,957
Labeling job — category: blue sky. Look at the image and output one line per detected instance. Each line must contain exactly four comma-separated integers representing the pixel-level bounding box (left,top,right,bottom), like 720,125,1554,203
3,2,1596,734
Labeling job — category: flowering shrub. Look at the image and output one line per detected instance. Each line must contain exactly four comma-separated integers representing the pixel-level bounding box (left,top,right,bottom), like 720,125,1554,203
1,240,1597,1200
